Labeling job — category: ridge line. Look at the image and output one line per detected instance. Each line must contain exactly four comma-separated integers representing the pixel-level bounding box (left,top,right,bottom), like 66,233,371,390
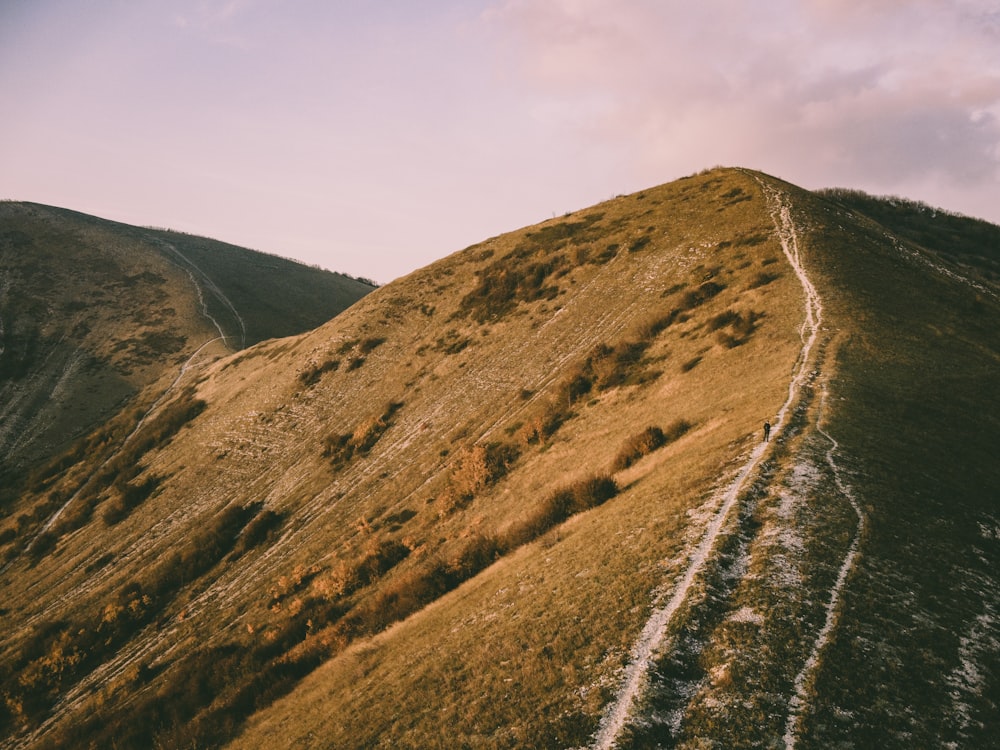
589,175,824,748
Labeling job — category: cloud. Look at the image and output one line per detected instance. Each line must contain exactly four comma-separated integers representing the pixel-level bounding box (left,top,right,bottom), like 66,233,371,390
483,0,1000,206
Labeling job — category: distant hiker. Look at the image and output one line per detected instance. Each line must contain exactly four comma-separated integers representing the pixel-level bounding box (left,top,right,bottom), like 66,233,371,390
763,420,771,442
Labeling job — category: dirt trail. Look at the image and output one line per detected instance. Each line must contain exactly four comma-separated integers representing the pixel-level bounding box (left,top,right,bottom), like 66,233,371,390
782,385,866,749
157,241,247,349
591,178,824,749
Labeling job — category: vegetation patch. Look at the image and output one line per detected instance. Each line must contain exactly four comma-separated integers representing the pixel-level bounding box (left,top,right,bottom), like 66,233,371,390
677,280,726,312
323,402,404,470
31,465,620,750
432,329,472,355
457,213,609,323
101,474,163,525
708,309,762,348
298,358,340,387
720,186,752,207
749,270,780,288
500,475,619,550
437,441,520,515
611,420,692,472
24,387,207,548
628,235,652,253
3,501,266,734
457,255,569,322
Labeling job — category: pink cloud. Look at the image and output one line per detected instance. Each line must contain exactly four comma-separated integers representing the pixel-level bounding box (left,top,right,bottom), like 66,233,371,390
483,0,1000,203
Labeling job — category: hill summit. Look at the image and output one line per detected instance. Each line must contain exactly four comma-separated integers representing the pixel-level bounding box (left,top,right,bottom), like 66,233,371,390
1,169,997,749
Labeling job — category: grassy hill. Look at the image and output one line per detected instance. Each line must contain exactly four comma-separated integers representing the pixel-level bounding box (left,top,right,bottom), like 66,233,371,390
0,201,373,481
0,170,996,749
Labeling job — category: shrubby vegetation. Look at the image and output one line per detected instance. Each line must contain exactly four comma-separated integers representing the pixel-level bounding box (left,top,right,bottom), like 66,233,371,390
7,387,208,558
707,308,762,348
499,475,618,550
457,213,607,322
23,464,620,750
2,501,274,738
323,401,404,470
297,357,339,387
299,337,387,385
818,187,1000,276
611,420,692,472
436,442,520,515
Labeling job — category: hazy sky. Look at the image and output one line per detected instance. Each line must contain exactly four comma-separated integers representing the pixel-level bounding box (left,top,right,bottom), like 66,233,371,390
2,1,998,282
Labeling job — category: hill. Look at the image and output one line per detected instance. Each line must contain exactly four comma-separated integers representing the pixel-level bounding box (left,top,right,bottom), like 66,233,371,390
0,169,997,749
0,201,374,481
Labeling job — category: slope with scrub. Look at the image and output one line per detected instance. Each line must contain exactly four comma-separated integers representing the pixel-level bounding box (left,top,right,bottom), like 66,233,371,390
0,201,373,484
1,170,997,749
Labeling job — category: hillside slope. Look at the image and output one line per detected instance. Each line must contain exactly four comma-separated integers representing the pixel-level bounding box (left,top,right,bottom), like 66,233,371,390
0,201,373,479
1,170,996,749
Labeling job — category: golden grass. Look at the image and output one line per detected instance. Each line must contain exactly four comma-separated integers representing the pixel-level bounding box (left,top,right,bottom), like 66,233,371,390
3,168,824,748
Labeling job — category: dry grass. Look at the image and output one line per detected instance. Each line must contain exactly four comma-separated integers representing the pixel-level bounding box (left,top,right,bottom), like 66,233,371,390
12,167,993,749
2,168,807,748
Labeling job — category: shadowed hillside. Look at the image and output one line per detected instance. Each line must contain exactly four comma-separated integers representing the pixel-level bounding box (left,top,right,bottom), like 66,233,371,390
0,201,373,481
0,170,996,749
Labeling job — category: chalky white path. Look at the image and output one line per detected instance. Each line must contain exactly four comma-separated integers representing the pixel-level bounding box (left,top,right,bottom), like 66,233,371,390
591,179,823,749
782,385,866,749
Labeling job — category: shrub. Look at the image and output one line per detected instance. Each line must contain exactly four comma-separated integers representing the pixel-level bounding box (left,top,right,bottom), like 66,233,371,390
634,310,679,340
298,358,339,386
734,232,769,247
438,441,520,514
433,330,471,354
628,235,651,252
663,418,694,442
681,355,702,372
502,475,618,549
713,310,762,348
612,421,692,472
359,337,386,354
230,509,284,559
318,539,411,599
749,271,779,288
591,243,619,264
323,402,403,469
102,475,162,525
612,426,667,471
458,258,567,322
677,280,726,311
149,502,264,596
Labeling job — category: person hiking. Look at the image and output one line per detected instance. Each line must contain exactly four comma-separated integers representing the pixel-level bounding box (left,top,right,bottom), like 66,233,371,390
763,420,771,442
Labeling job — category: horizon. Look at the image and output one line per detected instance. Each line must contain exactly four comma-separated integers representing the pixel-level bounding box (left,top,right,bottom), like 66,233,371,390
2,1,998,283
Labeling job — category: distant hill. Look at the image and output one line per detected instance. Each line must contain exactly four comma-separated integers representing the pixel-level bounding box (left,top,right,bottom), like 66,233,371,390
0,201,373,478
0,171,996,750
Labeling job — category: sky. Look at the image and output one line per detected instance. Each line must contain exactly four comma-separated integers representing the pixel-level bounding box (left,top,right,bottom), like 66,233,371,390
2,1,998,283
